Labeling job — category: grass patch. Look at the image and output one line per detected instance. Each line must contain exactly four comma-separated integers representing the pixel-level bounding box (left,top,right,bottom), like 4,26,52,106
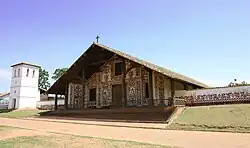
0,110,48,118
0,135,175,148
0,136,50,148
0,125,16,133
167,104,250,133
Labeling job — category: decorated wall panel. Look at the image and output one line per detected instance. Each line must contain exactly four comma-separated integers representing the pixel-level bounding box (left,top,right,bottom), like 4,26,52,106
154,72,165,106
68,83,83,108
175,86,250,106
68,56,154,108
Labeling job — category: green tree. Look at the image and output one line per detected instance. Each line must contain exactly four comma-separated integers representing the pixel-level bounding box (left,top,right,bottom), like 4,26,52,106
228,79,248,87
51,68,68,80
39,67,50,90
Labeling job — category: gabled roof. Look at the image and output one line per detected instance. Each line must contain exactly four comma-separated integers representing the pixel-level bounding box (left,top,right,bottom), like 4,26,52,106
0,92,10,98
47,42,208,94
95,43,208,88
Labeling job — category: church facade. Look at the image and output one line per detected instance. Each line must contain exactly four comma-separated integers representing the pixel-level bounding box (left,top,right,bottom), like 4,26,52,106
47,43,208,109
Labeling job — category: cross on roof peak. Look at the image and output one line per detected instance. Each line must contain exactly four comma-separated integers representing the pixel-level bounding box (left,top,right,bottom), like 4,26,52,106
96,35,100,43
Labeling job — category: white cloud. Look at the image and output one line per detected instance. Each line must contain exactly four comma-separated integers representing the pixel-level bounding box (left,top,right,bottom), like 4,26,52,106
0,69,11,80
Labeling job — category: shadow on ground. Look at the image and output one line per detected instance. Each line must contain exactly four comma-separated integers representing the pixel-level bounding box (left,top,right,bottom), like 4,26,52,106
38,107,176,124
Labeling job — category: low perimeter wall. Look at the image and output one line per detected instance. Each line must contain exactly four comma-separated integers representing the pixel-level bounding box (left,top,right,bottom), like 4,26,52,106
174,86,250,106
0,103,8,109
36,99,64,110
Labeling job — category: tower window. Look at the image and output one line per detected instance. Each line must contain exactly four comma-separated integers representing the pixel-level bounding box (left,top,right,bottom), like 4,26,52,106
18,69,20,77
32,70,35,77
26,68,29,77
114,62,123,76
14,69,16,77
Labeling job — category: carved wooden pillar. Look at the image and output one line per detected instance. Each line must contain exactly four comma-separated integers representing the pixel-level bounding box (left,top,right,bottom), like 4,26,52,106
55,93,58,111
82,68,85,108
140,66,144,106
65,83,68,109
170,79,175,106
121,59,127,107
148,69,153,107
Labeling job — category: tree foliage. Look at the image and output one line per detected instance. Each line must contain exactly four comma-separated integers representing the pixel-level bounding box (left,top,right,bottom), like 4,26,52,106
38,67,50,90
51,68,68,80
228,79,248,87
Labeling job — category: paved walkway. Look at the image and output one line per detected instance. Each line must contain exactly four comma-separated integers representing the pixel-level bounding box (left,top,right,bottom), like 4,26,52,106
1,117,250,148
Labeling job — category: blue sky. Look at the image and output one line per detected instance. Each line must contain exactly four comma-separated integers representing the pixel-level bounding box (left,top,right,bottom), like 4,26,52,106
0,0,250,92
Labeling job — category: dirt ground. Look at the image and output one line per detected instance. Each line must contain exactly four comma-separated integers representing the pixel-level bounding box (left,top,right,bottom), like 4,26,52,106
1,117,250,148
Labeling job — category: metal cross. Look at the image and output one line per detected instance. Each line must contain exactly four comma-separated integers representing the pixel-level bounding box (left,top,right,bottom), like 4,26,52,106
96,35,100,43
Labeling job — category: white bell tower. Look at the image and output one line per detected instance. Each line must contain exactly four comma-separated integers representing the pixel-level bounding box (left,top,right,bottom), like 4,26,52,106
9,62,40,109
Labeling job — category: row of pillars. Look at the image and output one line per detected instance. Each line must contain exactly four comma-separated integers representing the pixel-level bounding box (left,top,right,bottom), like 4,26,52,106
54,79,176,110
54,80,176,110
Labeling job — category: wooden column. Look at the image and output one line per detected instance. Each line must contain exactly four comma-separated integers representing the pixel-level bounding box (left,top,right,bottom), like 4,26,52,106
184,83,188,90
148,69,153,106
140,66,144,106
170,79,175,106
82,68,85,108
64,83,68,109
54,93,58,111
121,59,127,107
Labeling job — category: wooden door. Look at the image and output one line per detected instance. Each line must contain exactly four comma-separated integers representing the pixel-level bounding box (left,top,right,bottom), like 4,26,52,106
112,84,122,108
13,98,16,109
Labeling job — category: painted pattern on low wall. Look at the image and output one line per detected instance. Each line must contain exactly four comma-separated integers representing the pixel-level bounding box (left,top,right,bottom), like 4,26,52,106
174,86,250,106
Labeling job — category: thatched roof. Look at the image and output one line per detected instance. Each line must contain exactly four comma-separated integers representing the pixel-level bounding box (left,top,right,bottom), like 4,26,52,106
47,42,208,94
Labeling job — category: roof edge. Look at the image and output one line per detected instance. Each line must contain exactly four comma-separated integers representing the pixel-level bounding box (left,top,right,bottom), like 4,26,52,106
11,62,40,68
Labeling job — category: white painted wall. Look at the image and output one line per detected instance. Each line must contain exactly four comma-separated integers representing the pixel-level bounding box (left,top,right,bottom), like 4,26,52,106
9,63,40,109
36,99,65,108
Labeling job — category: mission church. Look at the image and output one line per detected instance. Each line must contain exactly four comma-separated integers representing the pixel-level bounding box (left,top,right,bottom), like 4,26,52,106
47,42,208,110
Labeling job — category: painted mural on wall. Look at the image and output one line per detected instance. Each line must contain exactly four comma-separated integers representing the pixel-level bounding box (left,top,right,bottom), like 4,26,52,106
174,86,250,105
68,56,150,108
154,72,167,106
68,55,192,108
68,83,83,108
